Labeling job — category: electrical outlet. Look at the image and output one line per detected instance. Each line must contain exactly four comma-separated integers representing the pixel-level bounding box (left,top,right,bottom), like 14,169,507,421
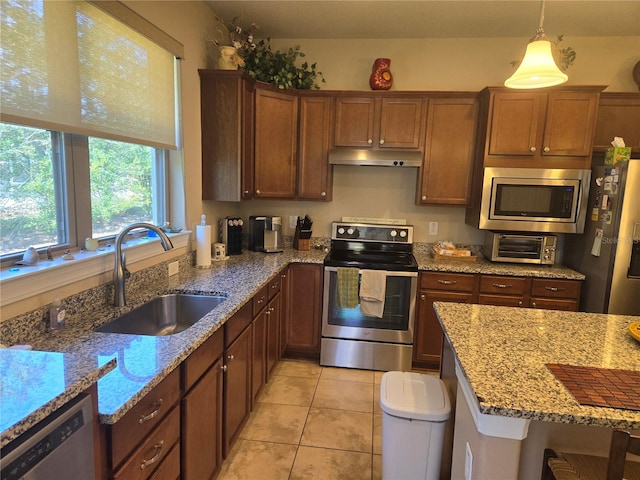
289,215,298,229
428,221,439,236
465,442,473,480
168,261,179,277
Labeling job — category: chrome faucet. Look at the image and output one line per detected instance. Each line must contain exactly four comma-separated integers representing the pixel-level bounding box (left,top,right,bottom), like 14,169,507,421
114,222,174,307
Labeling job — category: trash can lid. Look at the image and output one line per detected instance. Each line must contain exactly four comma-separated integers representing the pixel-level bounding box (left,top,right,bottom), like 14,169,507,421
379,372,451,421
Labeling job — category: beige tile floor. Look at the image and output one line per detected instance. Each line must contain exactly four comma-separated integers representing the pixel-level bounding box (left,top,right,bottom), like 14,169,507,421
217,359,387,480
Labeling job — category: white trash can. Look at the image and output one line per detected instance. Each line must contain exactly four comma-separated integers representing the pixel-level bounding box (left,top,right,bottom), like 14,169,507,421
380,371,451,480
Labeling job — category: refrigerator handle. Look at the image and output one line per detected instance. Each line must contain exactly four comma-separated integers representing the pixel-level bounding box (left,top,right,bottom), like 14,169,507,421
634,222,640,240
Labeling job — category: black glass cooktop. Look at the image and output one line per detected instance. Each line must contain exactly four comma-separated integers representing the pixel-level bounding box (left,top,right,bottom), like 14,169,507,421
324,248,418,272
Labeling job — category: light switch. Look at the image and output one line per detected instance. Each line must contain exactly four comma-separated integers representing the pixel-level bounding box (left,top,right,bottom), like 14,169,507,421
428,222,438,236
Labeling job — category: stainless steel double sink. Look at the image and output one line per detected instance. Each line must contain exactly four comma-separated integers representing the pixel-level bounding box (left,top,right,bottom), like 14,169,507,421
96,293,226,336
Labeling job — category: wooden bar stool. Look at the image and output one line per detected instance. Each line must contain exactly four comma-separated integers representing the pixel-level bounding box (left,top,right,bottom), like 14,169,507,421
542,430,640,480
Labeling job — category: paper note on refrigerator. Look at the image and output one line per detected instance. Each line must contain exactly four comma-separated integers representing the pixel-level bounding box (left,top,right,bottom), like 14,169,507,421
591,228,604,257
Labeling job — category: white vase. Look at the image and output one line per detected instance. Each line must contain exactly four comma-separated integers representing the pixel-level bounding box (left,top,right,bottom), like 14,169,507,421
218,46,239,70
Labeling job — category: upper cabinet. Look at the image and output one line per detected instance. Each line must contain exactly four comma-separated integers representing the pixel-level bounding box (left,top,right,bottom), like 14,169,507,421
418,95,478,205
482,86,604,169
334,95,426,149
199,70,254,201
254,86,298,198
592,92,640,153
298,93,334,200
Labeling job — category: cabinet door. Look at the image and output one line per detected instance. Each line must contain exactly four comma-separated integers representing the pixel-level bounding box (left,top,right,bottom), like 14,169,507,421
199,70,254,201
420,97,478,205
334,96,376,147
478,294,525,307
266,293,281,378
285,264,323,357
298,95,333,200
543,92,599,157
529,297,578,311
279,268,289,357
223,325,251,457
182,358,223,480
379,97,425,149
251,311,267,408
487,92,546,156
593,93,640,151
414,290,475,368
254,88,298,198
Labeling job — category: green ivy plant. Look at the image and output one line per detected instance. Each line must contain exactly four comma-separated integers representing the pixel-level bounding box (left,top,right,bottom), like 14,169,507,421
241,38,325,90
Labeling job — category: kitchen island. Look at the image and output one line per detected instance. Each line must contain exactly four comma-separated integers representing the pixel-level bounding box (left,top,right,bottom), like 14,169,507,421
433,301,640,479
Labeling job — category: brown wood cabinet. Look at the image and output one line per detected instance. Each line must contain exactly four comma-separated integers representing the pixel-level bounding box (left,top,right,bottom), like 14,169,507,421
182,328,224,480
279,267,290,358
199,70,254,201
593,92,640,152
298,94,334,200
284,263,323,358
223,304,252,458
334,95,426,149
482,86,603,169
266,274,282,378
254,86,298,198
413,272,478,370
419,96,478,205
251,308,267,408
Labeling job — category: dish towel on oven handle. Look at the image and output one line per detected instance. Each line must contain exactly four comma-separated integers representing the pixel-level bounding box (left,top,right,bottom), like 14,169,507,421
337,267,360,309
360,269,387,318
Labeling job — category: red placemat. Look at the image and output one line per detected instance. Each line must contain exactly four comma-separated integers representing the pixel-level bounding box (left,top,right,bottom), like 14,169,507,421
546,363,640,411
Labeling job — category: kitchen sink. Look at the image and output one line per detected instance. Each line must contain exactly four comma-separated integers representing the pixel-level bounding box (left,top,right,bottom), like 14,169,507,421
96,293,226,336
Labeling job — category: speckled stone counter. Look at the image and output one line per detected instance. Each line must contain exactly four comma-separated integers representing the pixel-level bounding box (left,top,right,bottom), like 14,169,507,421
10,248,325,435
0,349,115,448
433,302,640,429
415,253,586,280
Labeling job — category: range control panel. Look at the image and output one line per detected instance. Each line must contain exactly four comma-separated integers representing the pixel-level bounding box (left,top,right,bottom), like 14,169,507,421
331,222,413,243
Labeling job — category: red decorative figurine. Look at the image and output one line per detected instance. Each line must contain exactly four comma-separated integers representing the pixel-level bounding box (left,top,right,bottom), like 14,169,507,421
369,58,393,90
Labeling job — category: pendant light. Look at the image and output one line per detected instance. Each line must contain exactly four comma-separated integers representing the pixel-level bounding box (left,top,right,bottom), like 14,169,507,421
504,0,568,89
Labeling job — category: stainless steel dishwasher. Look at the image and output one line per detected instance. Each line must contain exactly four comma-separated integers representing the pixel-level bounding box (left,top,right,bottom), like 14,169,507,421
1,393,95,480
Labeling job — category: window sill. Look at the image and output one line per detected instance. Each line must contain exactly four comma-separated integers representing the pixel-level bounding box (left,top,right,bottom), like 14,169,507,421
0,231,191,308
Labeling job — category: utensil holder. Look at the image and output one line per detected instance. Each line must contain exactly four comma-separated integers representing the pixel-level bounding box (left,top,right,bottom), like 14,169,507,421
294,229,312,251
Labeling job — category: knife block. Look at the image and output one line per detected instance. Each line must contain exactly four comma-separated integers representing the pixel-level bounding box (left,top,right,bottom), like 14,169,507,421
294,228,312,251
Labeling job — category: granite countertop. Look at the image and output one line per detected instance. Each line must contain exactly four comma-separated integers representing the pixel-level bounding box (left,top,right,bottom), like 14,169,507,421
433,301,640,430
1,245,586,447
0,349,116,448
414,253,586,280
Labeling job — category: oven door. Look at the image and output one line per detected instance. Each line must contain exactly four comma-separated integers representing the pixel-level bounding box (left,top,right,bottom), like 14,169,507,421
322,267,417,344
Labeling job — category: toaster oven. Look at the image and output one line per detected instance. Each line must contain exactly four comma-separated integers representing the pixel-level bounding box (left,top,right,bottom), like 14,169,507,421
485,232,558,265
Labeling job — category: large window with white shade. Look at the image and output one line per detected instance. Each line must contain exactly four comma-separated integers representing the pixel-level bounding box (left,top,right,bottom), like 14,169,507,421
0,0,181,262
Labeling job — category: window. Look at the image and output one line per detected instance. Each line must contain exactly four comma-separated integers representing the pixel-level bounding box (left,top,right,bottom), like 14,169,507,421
0,122,166,258
0,1,183,262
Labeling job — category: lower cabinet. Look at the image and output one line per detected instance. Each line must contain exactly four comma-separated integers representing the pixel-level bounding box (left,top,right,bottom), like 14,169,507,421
413,271,582,370
284,263,323,358
266,292,281,377
413,272,478,370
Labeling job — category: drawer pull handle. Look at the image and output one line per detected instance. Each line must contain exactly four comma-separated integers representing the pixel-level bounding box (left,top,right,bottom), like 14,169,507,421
492,283,512,289
221,364,227,372
438,280,457,285
518,301,523,306
140,441,164,470
138,399,163,424
544,286,564,292
228,354,235,361
420,294,426,300
272,284,277,289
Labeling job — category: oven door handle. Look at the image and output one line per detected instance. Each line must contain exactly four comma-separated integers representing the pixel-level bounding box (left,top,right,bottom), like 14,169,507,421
323,266,418,277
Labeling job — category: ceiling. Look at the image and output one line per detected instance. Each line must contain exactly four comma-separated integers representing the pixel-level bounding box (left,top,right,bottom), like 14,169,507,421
206,1,640,39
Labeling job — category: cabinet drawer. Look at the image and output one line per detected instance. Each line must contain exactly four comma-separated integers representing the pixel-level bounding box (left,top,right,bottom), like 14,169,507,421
478,294,525,307
268,275,281,300
531,278,581,299
225,302,252,347
420,272,477,292
252,284,270,317
530,297,578,311
112,406,180,480
110,368,181,468
183,327,223,392
479,275,528,295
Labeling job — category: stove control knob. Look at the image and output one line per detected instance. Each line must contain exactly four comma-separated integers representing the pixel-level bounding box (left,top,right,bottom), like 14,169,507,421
400,230,407,238
338,227,345,235
390,230,397,237
347,228,354,235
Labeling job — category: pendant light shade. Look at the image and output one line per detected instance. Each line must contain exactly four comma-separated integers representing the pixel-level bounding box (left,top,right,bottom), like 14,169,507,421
504,0,568,89
504,39,568,89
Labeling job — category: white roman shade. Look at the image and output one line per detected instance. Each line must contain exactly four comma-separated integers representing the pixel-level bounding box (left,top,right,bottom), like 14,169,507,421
0,0,180,149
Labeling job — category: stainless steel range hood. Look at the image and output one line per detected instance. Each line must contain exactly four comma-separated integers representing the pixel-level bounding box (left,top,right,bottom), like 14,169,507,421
328,149,423,167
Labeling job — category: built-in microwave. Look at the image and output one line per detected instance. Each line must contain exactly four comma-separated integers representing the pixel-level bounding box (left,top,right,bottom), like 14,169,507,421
468,167,591,234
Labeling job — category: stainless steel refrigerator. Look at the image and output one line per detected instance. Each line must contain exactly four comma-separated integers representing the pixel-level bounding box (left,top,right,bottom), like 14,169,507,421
564,157,640,315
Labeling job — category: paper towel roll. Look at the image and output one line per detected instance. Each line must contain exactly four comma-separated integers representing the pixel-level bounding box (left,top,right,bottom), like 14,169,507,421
196,224,212,267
